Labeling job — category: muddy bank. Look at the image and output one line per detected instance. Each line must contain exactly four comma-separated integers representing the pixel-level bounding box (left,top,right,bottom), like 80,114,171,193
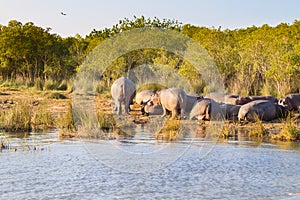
0,89,299,142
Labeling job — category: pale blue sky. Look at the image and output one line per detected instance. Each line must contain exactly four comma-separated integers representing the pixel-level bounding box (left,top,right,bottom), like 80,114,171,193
1,0,299,37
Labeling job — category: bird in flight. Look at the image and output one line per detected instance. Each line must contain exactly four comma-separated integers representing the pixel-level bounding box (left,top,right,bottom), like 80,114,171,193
60,12,67,16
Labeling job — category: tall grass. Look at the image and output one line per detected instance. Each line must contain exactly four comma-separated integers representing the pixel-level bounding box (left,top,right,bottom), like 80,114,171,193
155,119,183,141
0,100,54,132
0,100,31,132
248,115,268,138
57,102,77,137
31,103,54,131
272,115,299,141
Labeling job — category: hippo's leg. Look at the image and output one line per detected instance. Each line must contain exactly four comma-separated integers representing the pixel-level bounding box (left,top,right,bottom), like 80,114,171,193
141,105,146,115
161,107,167,118
180,109,187,120
124,101,130,115
171,108,178,119
117,100,122,115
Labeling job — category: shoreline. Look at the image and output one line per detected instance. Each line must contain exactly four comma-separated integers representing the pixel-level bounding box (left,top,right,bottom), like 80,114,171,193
0,88,299,142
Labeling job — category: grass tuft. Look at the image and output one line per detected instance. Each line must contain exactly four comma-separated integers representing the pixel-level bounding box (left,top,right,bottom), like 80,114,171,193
272,115,299,141
248,115,268,138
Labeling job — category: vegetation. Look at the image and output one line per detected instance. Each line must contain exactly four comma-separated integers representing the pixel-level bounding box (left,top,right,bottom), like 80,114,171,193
272,115,299,141
0,16,299,96
247,116,269,138
155,119,183,141
0,100,54,132
0,16,299,142
57,102,77,137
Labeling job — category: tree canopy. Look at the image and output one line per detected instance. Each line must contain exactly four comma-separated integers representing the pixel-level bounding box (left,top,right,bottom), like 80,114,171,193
0,16,299,96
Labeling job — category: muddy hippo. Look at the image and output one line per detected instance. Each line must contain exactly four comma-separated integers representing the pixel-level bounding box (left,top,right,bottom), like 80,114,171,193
150,88,187,119
135,90,156,105
204,92,239,105
278,93,300,112
144,104,164,116
220,104,241,121
111,77,136,115
189,98,223,121
238,100,287,122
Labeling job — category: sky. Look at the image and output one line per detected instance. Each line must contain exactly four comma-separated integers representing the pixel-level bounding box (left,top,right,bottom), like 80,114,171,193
0,0,300,37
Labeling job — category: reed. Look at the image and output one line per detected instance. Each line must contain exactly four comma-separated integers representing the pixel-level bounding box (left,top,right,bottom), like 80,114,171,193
0,100,31,132
57,102,77,137
0,100,55,132
248,115,268,138
155,119,183,141
272,115,299,141
96,112,116,133
31,103,54,131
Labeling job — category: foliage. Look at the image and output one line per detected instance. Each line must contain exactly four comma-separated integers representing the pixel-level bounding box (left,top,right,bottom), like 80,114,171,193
0,17,299,96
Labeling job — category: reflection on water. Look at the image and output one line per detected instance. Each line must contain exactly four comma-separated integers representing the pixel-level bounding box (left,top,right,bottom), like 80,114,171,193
1,129,300,199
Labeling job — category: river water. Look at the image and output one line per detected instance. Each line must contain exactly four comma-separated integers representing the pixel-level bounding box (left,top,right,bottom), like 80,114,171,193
1,130,300,199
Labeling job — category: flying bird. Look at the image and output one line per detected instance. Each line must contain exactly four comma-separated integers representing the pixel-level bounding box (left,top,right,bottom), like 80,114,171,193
60,12,67,16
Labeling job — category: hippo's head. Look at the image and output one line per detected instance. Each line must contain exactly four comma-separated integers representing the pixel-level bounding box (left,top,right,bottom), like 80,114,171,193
236,96,251,105
276,104,289,118
278,97,293,110
149,93,160,105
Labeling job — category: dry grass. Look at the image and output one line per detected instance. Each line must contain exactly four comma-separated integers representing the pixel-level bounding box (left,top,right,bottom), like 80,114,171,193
272,115,299,141
0,99,54,132
248,117,269,138
155,119,183,141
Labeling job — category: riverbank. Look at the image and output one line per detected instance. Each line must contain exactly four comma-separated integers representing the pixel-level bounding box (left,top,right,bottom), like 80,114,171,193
0,88,299,142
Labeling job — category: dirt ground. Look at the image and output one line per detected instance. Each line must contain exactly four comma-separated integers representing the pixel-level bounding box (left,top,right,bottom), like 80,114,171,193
0,88,299,141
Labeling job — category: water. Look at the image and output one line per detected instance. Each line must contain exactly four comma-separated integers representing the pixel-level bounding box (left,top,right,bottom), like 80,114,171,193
1,130,300,199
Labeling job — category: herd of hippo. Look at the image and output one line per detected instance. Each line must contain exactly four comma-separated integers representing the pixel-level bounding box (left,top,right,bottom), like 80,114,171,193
111,77,300,122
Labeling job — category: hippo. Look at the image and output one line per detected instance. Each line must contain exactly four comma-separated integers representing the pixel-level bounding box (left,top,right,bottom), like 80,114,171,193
220,104,241,121
249,96,277,103
236,95,277,105
236,96,252,105
224,94,240,105
135,90,156,105
111,77,136,115
149,88,187,119
189,98,223,121
185,94,203,114
238,100,288,122
278,93,300,112
204,92,226,104
144,104,164,116
204,92,239,105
